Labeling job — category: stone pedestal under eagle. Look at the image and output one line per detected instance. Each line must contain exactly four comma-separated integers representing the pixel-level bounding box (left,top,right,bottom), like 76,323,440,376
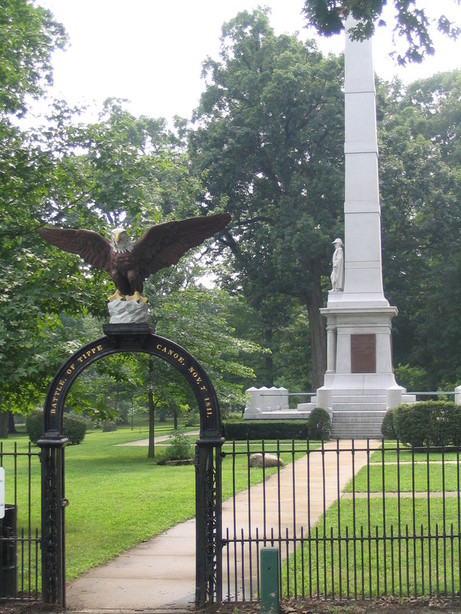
38,213,231,304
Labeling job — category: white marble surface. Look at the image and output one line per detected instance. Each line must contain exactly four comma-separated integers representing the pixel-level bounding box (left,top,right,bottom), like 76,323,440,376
107,299,150,324
317,17,405,424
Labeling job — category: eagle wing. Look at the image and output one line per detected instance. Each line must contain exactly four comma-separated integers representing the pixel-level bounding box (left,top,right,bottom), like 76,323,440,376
132,213,231,277
38,227,113,272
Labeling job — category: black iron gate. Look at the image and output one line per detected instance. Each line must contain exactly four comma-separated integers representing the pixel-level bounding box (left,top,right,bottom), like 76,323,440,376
0,442,41,603
39,323,223,608
221,438,461,604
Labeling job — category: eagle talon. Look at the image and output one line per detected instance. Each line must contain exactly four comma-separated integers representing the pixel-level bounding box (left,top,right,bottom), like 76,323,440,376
108,290,126,302
127,292,148,303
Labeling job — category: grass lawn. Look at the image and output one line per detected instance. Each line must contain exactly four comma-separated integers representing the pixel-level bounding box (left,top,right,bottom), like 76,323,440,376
1,426,306,587
15,431,458,600
284,442,461,600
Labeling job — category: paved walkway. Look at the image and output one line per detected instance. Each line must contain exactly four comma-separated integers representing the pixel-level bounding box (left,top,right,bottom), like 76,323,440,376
66,439,378,613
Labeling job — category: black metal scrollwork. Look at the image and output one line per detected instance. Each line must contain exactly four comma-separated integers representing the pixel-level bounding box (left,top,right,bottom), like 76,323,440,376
39,324,223,608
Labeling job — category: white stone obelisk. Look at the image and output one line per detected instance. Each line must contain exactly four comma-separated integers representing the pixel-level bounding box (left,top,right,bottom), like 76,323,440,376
316,18,412,437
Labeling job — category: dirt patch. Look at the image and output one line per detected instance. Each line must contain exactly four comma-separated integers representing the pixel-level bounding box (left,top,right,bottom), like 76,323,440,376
205,597,461,613
3,598,461,614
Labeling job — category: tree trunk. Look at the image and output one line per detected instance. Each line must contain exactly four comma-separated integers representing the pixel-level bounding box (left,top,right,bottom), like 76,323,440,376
8,412,16,434
173,410,178,430
148,358,155,459
306,284,327,391
0,411,8,439
147,388,156,459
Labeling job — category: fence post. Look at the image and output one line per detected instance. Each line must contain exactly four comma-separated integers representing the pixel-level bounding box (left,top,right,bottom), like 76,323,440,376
195,438,224,607
38,436,68,607
261,547,279,614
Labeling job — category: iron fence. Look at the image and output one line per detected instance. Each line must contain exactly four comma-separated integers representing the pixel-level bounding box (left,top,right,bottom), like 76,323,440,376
0,441,41,603
221,438,461,603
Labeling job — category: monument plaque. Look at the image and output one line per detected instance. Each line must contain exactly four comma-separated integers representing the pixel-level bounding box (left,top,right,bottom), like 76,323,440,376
351,334,376,373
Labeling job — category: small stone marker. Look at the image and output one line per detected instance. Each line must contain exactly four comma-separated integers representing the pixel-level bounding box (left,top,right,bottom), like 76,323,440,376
249,453,285,468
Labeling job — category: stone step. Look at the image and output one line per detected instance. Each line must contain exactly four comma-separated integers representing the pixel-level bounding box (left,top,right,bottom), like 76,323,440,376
332,411,386,422
331,395,387,404
333,403,387,412
331,429,383,439
331,423,383,434
331,411,385,439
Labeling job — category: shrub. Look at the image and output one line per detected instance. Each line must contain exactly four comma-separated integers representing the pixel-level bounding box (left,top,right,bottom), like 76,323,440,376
25,411,43,445
394,364,429,391
26,411,87,445
222,412,243,424
393,403,433,446
102,420,118,432
381,409,397,439
428,402,460,446
63,414,87,445
161,430,193,461
393,401,461,447
306,408,331,441
222,413,331,441
184,412,200,427
222,421,310,440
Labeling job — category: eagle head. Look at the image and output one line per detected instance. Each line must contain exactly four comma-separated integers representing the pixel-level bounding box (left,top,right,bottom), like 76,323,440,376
112,228,133,253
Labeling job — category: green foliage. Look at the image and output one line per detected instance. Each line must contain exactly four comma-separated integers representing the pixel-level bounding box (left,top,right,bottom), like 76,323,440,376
306,408,331,440
380,71,461,387
381,408,397,439
392,401,461,447
222,412,244,424
25,411,43,445
190,9,344,389
63,414,87,445
0,0,67,117
102,420,118,432
3,0,460,437
223,420,308,440
222,418,332,441
149,282,265,413
394,364,429,391
222,409,332,441
26,410,87,445
5,428,294,585
160,430,193,461
302,0,461,65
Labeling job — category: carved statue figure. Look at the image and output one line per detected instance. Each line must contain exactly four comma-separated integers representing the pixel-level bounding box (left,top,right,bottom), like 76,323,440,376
38,213,231,302
330,238,344,291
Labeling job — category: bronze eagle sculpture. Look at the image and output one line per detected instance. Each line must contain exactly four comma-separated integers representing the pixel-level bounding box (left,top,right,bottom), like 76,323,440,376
38,213,231,302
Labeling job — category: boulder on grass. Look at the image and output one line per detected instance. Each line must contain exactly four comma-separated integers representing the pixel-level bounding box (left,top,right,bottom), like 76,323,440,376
249,453,285,468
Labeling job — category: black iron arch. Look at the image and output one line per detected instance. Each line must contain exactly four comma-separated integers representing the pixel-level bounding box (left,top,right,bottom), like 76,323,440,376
38,324,223,608
42,324,221,439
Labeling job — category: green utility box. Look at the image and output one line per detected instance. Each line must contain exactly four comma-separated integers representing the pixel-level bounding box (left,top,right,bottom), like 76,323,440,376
260,547,279,614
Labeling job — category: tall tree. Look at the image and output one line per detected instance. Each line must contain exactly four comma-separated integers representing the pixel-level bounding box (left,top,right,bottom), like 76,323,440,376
379,71,461,387
190,9,344,389
0,0,66,117
302,1,461,65
0,96,206,435
0,0,67,436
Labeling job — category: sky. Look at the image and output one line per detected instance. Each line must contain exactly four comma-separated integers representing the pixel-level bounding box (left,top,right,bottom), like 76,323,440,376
34,0,461,124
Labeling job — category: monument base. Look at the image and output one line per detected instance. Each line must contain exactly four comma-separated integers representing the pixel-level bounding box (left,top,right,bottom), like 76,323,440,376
315,296,415,438
107,299,150,324
316,382,416,438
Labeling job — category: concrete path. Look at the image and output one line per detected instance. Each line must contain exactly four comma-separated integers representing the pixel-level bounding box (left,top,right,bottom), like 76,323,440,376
66,439,378,613
115,430,200,447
